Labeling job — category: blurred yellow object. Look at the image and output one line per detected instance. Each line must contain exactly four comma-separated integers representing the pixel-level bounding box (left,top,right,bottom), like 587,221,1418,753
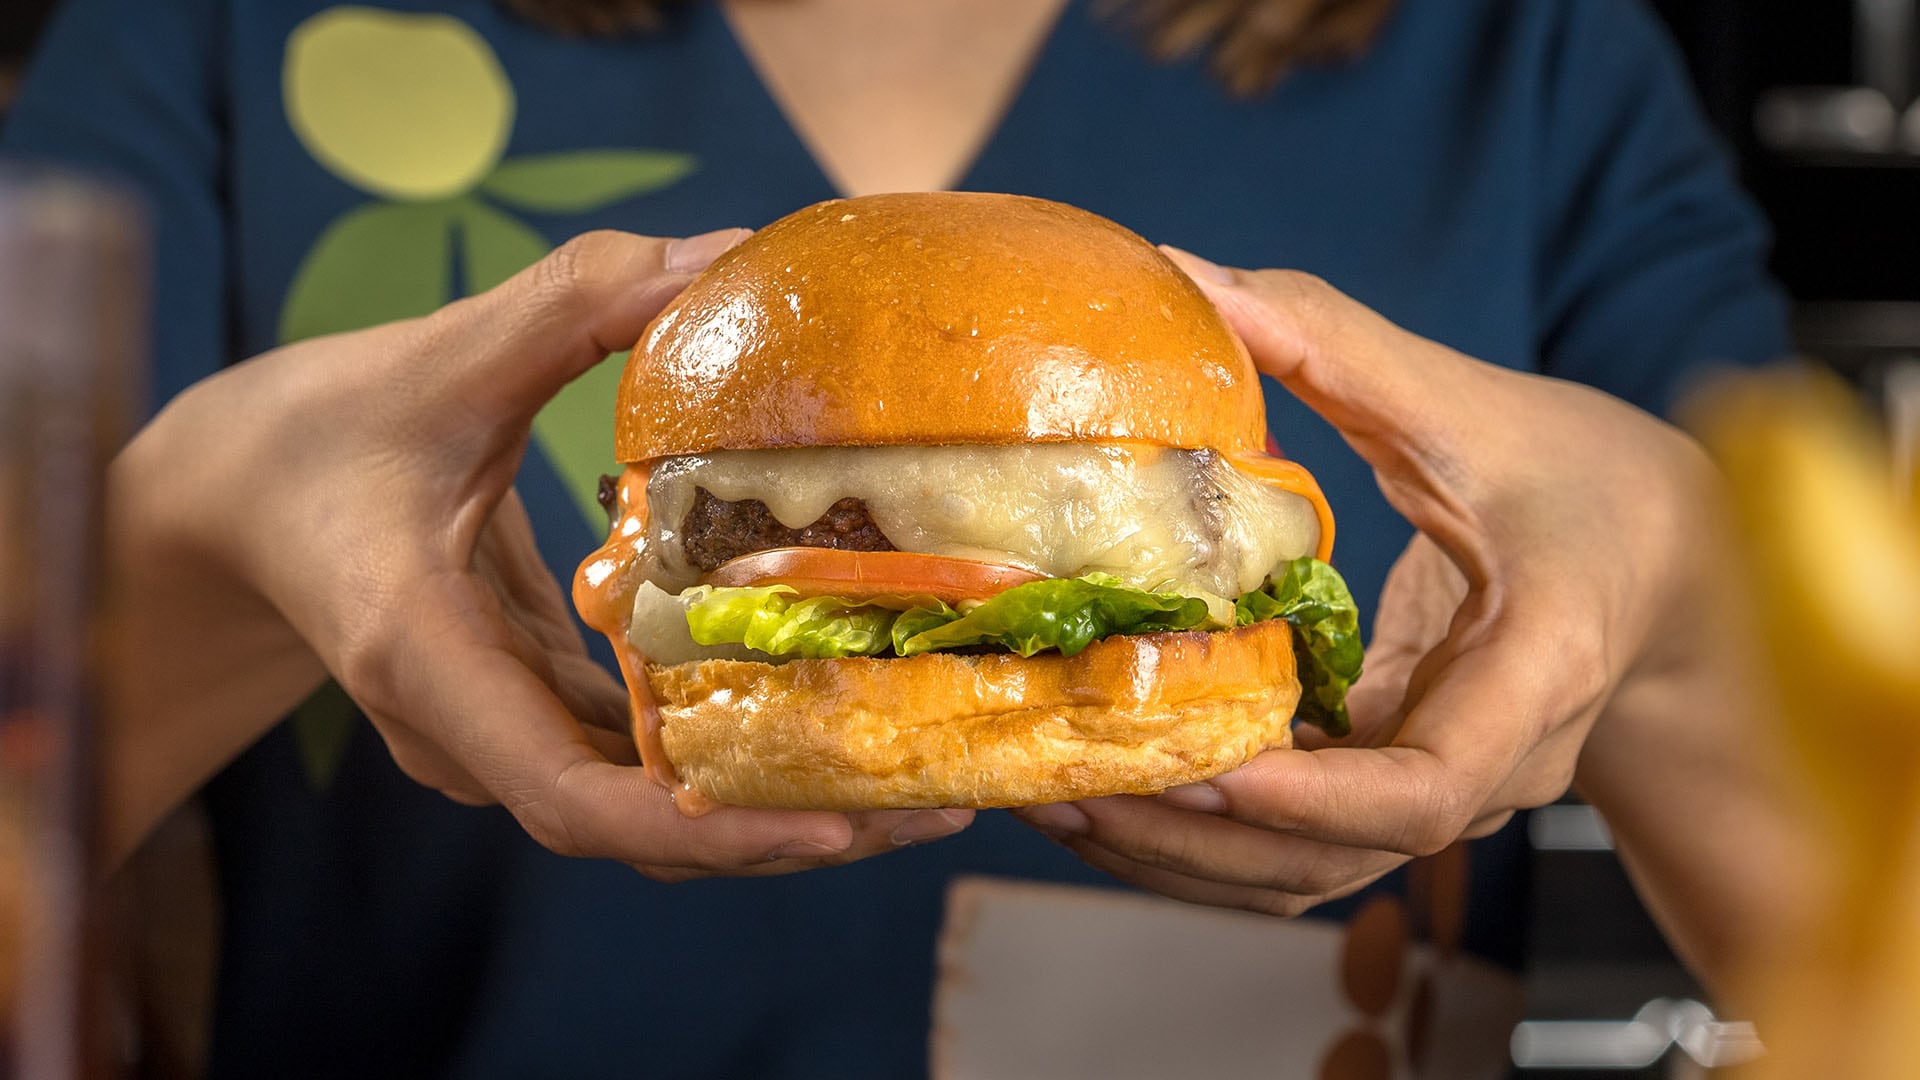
1694,368,1920,1080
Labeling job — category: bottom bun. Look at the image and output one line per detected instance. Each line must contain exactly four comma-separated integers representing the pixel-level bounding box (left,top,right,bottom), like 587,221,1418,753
643,620,1301,810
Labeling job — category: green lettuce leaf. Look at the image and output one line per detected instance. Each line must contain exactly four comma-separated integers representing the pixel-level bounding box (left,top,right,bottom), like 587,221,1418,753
893,573,1213,658
1236,557,1362,736
683,575,1212,661
685,585,906,659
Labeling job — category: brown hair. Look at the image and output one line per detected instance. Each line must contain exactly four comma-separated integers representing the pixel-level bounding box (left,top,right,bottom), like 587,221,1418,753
494,0,1396,95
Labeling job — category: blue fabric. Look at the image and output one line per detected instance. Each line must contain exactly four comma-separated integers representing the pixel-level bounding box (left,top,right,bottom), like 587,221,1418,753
6,1,1788,1076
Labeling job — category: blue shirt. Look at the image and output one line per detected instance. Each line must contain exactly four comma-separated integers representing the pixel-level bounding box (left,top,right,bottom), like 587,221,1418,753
6,1,1787,1076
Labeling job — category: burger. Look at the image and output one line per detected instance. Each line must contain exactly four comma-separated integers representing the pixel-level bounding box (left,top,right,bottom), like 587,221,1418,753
573,193,1360,814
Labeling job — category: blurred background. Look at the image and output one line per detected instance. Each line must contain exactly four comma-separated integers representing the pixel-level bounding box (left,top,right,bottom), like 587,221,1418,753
2,2,1912,1077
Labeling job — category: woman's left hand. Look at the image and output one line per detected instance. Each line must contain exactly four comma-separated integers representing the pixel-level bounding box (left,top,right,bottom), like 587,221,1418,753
106,229,973,871
1014,253,1728,916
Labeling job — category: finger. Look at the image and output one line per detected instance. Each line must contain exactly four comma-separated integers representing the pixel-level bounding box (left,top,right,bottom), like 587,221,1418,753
1160,246,1490,461
1063,836,1319,918
381,577,858,869
1159,247,1504,567
1463,808,1515,840
366,715,494,806
423,227,750,426
1206,608,1586,856
580,722,641,767
370,702,631,799
628,809,975,882
1051,833,1396,920
552,652,632,735
476,490,587,655
487,607,629,745
1032,795,1400,897
761,807,975,869
469,494,631,735
1484,722,1588,813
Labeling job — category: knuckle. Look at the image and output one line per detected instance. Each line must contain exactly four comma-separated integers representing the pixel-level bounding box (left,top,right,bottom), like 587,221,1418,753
1262,268,1337,313
519,811,585,860
1282,845,1355,898
1464,810,1517,840
538,230,629,300
1129,824,1209,875
1516,616,1612,729
1516,763,1579,810
408,294,482,368
1269,268,1332,295
505,769,592,860
680,834,749,871
332,629,404,722
438,787,493,808
381,737,452,790
1400,785,1475,857
1556,630,1614,719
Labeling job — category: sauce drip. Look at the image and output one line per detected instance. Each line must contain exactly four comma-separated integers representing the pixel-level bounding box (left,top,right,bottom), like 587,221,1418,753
609,632,716,818
573,464,653,637
575,462,715,816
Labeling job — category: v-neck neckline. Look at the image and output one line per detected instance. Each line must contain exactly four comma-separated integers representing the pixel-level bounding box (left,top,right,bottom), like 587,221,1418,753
707,0,1077,199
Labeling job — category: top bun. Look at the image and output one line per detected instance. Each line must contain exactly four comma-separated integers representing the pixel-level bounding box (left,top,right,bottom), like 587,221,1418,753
616,193,1267,461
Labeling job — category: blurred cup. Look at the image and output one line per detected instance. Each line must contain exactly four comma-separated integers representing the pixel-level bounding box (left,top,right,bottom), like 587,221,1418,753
0,165,147,1080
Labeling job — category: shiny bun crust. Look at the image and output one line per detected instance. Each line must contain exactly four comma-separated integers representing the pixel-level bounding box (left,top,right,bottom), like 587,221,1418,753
643,620,1299,810
617,192,1268,461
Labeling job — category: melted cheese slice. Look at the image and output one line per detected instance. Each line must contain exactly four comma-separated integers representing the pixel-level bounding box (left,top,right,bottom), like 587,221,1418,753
638,444,1322,600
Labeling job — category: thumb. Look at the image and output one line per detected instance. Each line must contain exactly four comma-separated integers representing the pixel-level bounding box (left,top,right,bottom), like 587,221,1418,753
1160,245,1499,474
426,227,750,424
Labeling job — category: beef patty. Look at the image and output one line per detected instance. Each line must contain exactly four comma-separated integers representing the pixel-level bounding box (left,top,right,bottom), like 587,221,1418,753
681,487,896,572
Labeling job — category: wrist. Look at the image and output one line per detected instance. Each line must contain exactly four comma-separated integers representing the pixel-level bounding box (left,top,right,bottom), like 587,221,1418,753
100,409,326,863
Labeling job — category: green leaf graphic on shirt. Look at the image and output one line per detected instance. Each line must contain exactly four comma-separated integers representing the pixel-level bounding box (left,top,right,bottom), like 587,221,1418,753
456,198,548,291
279,200,457,343
480,150,697,213
457,200,629,528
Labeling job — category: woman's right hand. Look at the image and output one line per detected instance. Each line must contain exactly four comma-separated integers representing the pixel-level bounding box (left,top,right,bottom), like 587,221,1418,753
106,230,972,871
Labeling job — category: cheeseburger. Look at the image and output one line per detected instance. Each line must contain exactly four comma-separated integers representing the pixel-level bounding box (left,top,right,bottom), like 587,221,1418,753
573,193,1360,814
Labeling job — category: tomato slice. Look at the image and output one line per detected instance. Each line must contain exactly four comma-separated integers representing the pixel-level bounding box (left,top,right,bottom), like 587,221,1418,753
703,548,1044,605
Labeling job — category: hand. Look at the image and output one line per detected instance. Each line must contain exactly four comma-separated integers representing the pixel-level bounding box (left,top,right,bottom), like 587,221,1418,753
106,230,972,872
1014,251,1722,916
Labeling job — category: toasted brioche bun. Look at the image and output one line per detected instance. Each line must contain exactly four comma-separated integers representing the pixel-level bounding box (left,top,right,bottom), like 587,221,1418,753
644,619,1300,810
616,192,1269,461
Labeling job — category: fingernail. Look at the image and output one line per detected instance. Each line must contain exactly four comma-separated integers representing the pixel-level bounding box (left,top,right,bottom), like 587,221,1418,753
665,227,750,273
1158,782,1227,813
1159,244,1234,285
767,838,845,861
1018,802,1090,837
890,809,971,846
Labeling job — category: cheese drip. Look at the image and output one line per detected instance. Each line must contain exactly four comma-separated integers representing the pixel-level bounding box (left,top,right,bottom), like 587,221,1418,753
639,444,1320,599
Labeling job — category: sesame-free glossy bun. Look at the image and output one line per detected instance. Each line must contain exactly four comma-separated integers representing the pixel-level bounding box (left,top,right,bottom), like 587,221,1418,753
644,620,1300,810
616,192,1268,461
